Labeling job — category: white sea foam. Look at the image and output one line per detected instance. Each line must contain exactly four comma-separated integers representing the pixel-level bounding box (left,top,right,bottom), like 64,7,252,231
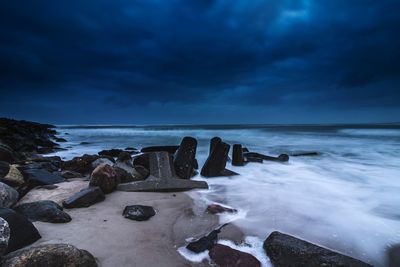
52,125,400,266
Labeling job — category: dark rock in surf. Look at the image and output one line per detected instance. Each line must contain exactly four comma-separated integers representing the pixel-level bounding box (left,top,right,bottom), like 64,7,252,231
98,148,124,158
122,205,156,221
206,204,237,215
209,244,261,267
263,231,372,267
117,152,208,192
1,244,98,267
54,137,67,142
0,208,41,253
140,145,179,154
186,224,228,253
174,137,197,179
89,164,118,194
243,152,289,162
232,144,244,166
201,140,238,177
62,187,105,209
244,157,263,163
291,152,320,157
14,200,71,223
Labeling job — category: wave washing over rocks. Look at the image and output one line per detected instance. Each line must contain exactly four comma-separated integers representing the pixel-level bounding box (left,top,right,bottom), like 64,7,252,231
1,119,400,266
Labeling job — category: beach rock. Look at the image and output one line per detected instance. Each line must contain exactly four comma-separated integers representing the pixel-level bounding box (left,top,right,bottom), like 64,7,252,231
0,182,18,208
232,144,245,166
263,231,372,267
209,244,261,267
62,186,105,209
14,200,71,223
0,208,41,253
1,244,98,267
132,153,150,169
174,137,197,179
117,152,208,192
122,205,156,221
201,139,238,177
186,224,227,253
209,137,222,155
0,144,16,163
291,152,320,157
244,157,263,163
61,170,82,179
117,151,131,162
243,152,289,162
22,168,64,185
17,180,88,206
0,161,10,178
141,145,179,154
98,148,124,158
388,244,400,267
206,204,237,214
61,154,100,174
91,158,114,170
0,217,10,256
89,164,117,193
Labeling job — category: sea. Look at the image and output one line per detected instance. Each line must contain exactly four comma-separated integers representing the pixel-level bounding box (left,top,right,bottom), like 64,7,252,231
50,124,400,266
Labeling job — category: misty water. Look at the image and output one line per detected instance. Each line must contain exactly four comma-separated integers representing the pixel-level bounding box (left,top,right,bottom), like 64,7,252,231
52,124,400,266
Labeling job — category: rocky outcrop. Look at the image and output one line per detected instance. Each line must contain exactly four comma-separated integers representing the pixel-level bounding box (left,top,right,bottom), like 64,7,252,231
174,137,197,179
1,244,98,267
263,231,371,267
122,205,156,221
62,186,105,209
209,244,261,267
0,217,10,256
14,200,71,223
0,182,18,208
206,204,237,214
201,139,238,177
89,164,118,194
0,208,41,253
117,152,208,192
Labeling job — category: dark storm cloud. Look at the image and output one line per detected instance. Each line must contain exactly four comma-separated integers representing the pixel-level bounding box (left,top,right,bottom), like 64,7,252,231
0,0,399,123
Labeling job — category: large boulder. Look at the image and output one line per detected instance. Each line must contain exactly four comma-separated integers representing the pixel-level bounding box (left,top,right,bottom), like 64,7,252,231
174,137,197,179
14,200,71,223
263,231,371,267
1,244,98,267
0,161,10,178
89,164,117,194
1,165,24,186
0,208,41,253
209,244,261,267
117,152,208,192
62,186,105,209
201,139,238,177
122,205,156,221
0,217,10,256
0,182,18,208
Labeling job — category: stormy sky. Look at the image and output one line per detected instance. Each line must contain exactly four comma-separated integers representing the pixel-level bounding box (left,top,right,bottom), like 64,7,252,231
0,0,399,124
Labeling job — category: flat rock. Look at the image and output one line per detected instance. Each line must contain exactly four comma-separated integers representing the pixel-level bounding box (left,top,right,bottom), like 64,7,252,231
0,217,10,256
122,205,155,221
17,180,88,206
0,182,19,208
62,186,105,209
14,200,71,223
263,231,372,267
1,244,98,267
22,168,64,185
0,208,41,253
209,244,261,267
117,152,208,192
89,164,117,194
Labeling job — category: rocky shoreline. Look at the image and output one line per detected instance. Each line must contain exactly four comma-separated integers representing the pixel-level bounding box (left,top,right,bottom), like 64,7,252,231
0,118,393,266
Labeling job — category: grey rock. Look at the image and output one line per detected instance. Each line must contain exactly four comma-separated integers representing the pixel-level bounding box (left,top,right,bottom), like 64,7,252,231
1,244,98,267
0,217,10,256
263,231,372,267
0,182,18,208
62,186,105,209
14,200,71,223
22,168,64,185
117,152,208,192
